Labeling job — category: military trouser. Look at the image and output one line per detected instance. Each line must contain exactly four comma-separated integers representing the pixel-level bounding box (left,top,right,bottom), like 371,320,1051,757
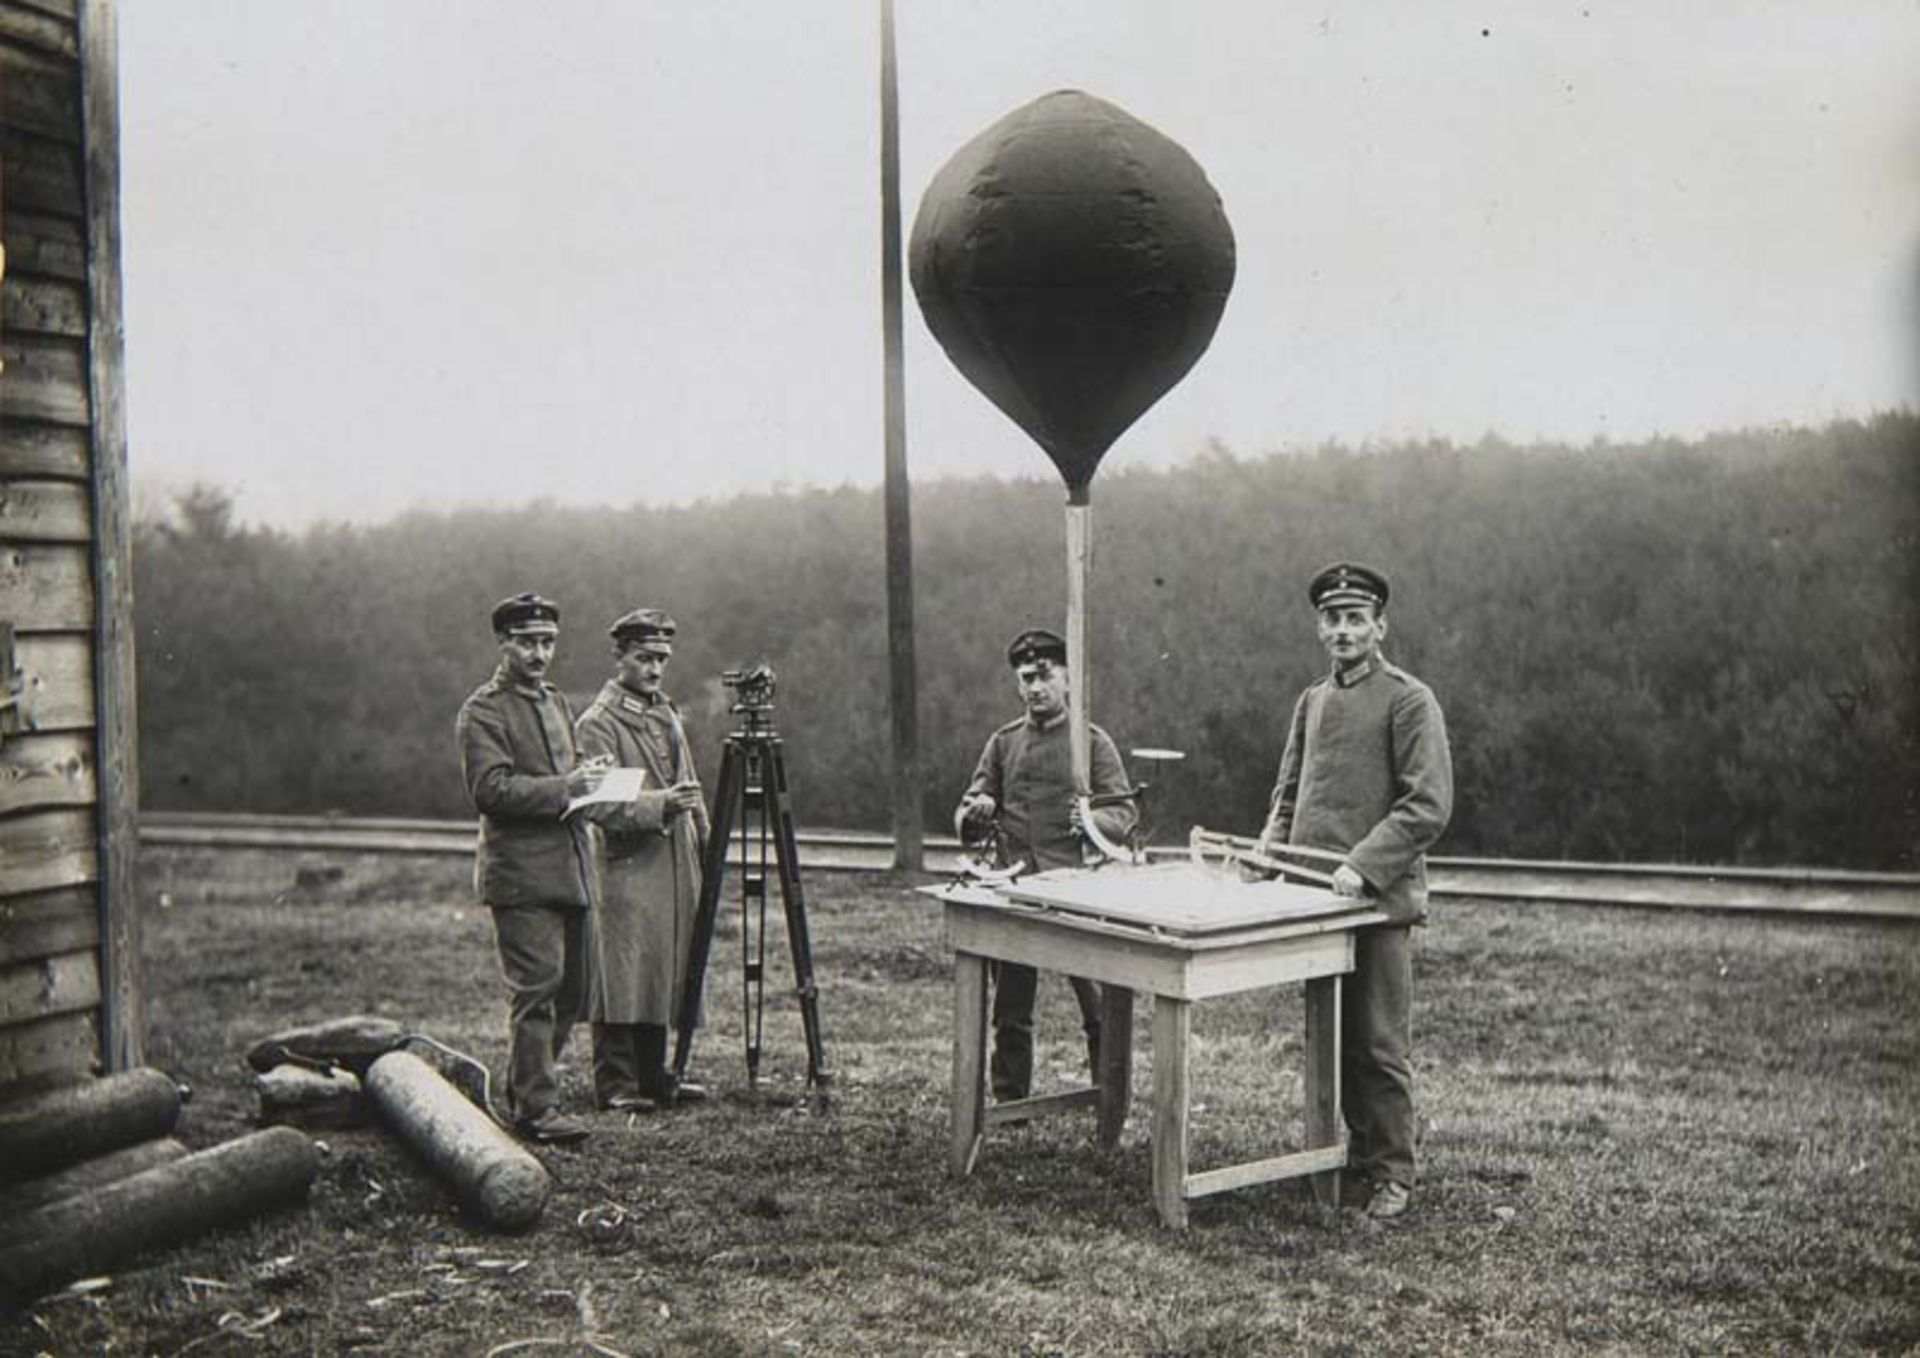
592,1021,672,1106
489,904,592,1121
1343,923,1416,1189
989,961,1102,1102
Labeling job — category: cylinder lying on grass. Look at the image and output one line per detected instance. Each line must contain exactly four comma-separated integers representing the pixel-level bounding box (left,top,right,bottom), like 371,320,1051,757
254,1062,366,1129
365,1050,549,1232
0,1125,318,1305
0,1068,182,1184
245,1013,407,1075
0,1137,189,1219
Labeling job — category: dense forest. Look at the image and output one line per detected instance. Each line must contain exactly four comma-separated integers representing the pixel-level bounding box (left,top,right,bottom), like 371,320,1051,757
132,415,1918,869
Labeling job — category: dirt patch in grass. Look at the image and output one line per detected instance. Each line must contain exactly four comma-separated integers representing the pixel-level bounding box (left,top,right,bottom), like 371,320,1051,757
6,847,1918,1355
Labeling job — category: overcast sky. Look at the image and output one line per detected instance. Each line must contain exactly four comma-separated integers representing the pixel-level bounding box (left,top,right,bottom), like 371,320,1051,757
118,2,1919,530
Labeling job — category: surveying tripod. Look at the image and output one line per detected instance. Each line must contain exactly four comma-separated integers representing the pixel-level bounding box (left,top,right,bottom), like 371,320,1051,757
671,666,829,1093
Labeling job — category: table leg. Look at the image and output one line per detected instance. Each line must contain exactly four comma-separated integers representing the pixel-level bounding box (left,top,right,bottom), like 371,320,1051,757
951,952,988,1178
1152,994,1191,1228
1304,973,1343,1209
1096,986,1133,1147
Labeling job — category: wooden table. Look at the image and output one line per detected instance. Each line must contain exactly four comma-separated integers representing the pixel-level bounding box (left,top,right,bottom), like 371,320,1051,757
927,864,1385,1228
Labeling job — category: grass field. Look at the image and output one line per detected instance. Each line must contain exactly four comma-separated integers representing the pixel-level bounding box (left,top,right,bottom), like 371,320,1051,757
6,846,1917,1356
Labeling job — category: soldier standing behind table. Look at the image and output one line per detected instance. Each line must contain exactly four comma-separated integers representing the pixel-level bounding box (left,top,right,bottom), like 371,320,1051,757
954,627,1137,1104
455,592,606,1145
575,608,712,1111
1257,562,1453,1221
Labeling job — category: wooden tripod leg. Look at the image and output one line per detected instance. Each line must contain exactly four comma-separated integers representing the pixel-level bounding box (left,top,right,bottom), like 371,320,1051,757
765,740,830,1085
673,739,742,1080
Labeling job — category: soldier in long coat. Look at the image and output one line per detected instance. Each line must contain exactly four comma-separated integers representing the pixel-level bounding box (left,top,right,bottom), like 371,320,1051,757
456,591,605,1144
575,608,710,1109
1258,562,1453,1220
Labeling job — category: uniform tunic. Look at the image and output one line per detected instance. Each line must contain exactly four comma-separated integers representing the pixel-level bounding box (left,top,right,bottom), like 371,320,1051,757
455,665,600,1119
1259,657,1452,925
960,713,1136,871
457,668,600,910
575,680,709,1026
1259,654,1452,1190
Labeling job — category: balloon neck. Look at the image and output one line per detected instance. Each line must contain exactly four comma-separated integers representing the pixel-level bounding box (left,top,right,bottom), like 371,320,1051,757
1065,483,1092,507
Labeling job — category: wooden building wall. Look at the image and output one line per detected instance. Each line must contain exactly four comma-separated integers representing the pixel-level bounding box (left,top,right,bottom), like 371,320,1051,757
0,0,139,1089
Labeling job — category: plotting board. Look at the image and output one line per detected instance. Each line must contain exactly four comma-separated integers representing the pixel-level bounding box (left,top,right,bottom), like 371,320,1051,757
997,863,1365,936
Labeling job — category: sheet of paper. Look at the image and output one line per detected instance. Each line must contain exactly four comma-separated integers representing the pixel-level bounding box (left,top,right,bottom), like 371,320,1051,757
564,765,646,816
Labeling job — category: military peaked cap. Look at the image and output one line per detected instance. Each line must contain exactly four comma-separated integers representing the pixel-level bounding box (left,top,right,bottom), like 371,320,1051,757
1006,627,1068,669
1307,562,1390,611
491,591,561,637
610,607,676,653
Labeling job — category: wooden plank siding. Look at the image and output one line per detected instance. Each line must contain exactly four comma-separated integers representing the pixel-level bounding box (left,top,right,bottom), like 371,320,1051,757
3,209,88,281
0,7,80,60
11,0,81,22
0,420,90,478
0,477,91,539
0,806,97,897
0,539,95,628
0,947,100,1025
0,126,84,218
7,633,96,731
1,0,135,1084
4,273,89,337
0,41,84,144
0,1010,97,1087
0,334,90,425
0,729,94,815
0,883,97,966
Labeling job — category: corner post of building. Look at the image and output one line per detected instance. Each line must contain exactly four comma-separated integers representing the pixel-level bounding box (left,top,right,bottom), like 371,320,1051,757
80,0,142,1070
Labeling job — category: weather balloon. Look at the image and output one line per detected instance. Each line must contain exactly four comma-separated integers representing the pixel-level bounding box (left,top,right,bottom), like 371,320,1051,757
910,90,1236,796
909,89,1236,502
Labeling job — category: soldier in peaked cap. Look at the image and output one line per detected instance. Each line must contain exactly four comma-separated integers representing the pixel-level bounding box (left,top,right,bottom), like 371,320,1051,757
1257,562,1453,1220
1308,561,1391,612
456,592,607,1144
575,607,711,1110
954,627,1137,1103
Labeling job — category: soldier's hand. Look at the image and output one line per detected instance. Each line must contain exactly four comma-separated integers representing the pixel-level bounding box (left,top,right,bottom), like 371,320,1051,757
566,762,608,798
959,794,996,837
1330,863,1366,898
666,781,704,815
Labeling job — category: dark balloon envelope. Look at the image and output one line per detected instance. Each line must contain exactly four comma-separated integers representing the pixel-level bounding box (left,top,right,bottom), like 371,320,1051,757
910,89,1237,500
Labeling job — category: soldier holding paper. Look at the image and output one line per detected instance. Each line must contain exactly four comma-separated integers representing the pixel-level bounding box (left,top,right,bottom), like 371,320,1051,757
456,591,605,1144
575,608,711,1111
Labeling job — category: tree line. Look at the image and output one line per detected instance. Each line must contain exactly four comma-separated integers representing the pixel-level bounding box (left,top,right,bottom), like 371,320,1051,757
132,413,1919,870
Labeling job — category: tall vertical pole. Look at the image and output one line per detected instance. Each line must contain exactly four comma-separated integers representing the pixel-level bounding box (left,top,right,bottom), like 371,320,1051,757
879,0,923,870
1065,493,1092,795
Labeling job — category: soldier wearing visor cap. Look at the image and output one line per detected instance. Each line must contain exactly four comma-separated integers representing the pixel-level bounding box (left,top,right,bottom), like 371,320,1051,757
456,592,607,1144
954,627,1137,1103
1256,562,1453,1220
575,607,711,1110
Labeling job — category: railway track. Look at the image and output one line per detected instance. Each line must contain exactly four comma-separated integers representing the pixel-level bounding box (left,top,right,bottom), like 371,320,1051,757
137,811,1920,920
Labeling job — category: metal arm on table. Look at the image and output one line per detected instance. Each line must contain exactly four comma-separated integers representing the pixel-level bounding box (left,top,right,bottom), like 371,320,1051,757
1187,827,1342,887
1076,787,1150,867
955,813,1031,885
